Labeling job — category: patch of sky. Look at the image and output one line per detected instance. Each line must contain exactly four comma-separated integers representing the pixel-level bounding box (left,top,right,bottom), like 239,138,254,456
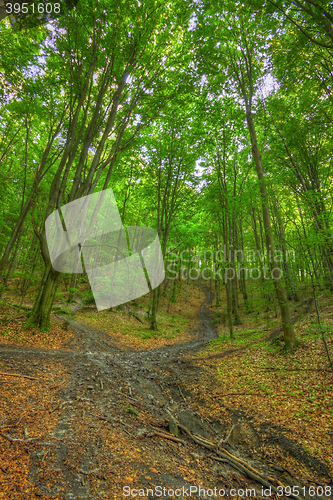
194,157,205,190
133,114,141,126
55,133,66,147
188,11,199,31
260,72,280,99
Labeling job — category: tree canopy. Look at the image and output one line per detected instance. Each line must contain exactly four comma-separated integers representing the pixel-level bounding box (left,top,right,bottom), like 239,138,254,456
0,0,332,350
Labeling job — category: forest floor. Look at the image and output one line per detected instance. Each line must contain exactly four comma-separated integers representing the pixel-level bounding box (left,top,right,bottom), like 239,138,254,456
0,281,332,500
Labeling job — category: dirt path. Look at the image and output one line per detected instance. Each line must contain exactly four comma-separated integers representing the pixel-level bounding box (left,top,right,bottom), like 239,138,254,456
0,290,331,499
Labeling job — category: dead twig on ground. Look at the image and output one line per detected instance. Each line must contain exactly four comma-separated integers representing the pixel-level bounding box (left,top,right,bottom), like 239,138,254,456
94,487,106,500
178,384,185,400
1,314,25,325
122,428,136,438
16,413,26,426
49,379,66,390
0,372,38,380
0,432,38,443
129,312,144,324
218,424,234,447
212,392,266,398
261,367,330,372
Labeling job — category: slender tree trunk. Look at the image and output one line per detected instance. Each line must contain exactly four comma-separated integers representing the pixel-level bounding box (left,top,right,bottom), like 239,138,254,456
214,241,221,307
147,288,153,318
237,220,249,311
296,197,322,288
150,286,159,330
18,246,40,312
272,198,300,302
223,217,234,339
68,273,78,303
231,218,241,325
26,264,62,331
246,109,297,349
0,194,36,280
0,231,23,298
251,207,270,305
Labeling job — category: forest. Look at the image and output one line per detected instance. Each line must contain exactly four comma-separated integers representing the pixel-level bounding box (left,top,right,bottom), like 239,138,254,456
0,0,332,499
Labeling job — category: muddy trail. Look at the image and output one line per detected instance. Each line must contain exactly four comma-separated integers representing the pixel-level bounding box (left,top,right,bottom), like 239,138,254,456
0,290,331,500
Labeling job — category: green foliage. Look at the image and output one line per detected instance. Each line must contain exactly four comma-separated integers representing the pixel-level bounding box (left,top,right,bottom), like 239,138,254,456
125,406,138,417
0,0,332,343
81,290,96,306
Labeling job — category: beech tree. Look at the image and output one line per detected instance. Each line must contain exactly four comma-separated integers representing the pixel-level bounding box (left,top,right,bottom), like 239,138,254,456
24,0,192,330
0,0,332,348
193,1,298,348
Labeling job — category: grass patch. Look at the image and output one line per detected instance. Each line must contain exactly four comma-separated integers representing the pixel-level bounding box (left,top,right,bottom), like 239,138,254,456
207,328,263,353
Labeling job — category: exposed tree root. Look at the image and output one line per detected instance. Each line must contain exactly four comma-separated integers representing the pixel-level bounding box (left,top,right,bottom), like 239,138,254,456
175,421,303,500
144,429,187,446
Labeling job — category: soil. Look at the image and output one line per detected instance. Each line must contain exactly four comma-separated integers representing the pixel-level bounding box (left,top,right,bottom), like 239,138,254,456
0,288,332,500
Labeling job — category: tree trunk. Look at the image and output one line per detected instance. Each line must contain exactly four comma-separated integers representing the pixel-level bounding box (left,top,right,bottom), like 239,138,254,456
272,197,300,302
26,264,62,331
231,218,241,324
223,217,234,339
226,279,234,339
0,193,35,280
68,273,78,303
150,286,159,330
246,109,297,349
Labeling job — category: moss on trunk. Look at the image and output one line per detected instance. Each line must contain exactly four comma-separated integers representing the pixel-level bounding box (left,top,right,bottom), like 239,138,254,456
25,265,61,331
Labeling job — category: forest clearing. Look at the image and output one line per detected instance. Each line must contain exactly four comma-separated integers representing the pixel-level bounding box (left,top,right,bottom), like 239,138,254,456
0,0,333,498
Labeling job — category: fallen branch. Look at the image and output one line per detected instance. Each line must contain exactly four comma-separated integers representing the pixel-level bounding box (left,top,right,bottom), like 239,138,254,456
218,424,234,447
127,395,141,403
129,312,144,324
218,447,272,482
16,413,26,426
211,453,302,500
122,428,136,438
178,384,185,400
0,372,38,380
145,430,187,446
210,454,273,488
49,379,66,390
212,392,265,398
94,487,106,500
261,367,330,372
0,303,31,312
0,432,38,443
1,314,25,325
177,422,302,500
